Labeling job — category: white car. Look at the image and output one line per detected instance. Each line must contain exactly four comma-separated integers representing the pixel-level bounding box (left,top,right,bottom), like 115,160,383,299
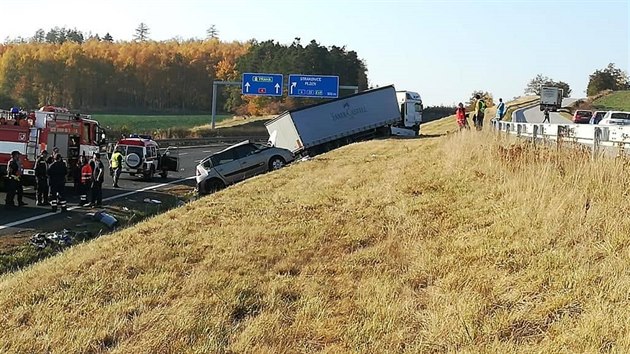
598,111,630,126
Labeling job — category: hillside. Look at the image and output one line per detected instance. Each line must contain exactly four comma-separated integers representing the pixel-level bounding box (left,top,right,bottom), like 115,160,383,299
1,114,630,352
592,90,630,111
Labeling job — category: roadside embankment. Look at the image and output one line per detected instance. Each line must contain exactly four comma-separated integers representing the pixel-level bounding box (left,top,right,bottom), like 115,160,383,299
1,118,629,352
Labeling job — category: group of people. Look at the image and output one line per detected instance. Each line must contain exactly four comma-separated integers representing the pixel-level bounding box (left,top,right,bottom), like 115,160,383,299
455,95,507,131
5,148,110,211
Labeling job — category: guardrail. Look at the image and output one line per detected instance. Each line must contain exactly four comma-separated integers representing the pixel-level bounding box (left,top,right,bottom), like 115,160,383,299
154,136,268,148
492,119,630,156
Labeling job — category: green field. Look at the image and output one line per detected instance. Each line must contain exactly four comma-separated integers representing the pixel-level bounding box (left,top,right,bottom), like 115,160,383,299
592,90,630,111
93,114,231,133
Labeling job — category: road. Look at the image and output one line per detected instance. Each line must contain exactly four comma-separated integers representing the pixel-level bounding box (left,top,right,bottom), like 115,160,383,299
0,144,228,228
513,98,578,124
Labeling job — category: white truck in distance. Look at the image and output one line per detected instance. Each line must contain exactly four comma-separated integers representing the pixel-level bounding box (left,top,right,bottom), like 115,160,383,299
540,86,563,112
266,85,422,157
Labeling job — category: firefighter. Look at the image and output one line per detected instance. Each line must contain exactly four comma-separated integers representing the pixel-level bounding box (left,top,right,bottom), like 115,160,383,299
5,150,27,208
110,147,123,188
79,155,92,206
89,153,105,207
34,150,50,206
48,154,68,212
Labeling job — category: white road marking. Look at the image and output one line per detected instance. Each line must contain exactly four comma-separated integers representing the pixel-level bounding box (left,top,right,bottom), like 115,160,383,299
179,152,189,155
0,176,195,230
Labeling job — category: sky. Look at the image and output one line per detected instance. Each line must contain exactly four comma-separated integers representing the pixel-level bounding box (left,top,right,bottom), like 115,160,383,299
0,0,628,106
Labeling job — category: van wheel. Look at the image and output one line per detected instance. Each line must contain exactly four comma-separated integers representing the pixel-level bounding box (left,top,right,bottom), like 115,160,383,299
269,156,285,171
205,179,225,194
160,170,168,178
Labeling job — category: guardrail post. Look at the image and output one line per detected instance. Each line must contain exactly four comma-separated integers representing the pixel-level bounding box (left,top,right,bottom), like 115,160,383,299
557,125,566,149
593,127,601,159
517,124,522,137
532,125,538,145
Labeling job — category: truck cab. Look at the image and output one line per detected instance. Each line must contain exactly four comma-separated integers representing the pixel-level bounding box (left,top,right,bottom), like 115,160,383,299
392,91,423,136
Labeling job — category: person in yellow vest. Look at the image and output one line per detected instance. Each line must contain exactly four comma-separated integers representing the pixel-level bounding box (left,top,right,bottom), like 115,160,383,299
110,147,123,188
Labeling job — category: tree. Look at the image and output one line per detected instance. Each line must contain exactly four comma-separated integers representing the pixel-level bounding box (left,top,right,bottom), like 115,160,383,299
134,23,150,41
103,32,114,42
206,25,219,39
524,74,571,97
32,29,45,43
586,63,629,96
466,90,494,110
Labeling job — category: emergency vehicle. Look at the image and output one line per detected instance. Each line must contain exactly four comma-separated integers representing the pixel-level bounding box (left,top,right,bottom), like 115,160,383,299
0,106,106,185
113,134,179,181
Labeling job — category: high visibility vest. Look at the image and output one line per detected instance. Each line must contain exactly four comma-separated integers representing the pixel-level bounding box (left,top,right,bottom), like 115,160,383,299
111,152,123,169
81,164,93,184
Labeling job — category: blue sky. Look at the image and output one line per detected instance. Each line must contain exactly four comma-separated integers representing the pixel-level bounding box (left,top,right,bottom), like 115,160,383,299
1,0,628,105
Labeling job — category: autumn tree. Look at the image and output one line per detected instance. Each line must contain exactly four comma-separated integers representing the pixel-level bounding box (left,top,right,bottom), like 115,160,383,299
466,90,494,111
134,23,150,41
587,63,629,96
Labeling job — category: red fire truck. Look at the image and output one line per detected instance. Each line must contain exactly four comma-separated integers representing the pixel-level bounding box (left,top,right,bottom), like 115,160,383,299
0,106,106,185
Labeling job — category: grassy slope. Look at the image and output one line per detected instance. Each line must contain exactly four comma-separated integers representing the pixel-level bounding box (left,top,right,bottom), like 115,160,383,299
592,90,630,111
1,104,630,352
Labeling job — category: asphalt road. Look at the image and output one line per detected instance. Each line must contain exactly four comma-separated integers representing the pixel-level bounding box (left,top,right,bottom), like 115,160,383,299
0,144,228,228
513,98,578,124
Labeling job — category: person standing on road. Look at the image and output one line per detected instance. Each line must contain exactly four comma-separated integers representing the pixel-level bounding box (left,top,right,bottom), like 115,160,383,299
5,151,27,208
473,94,486,131
48,154,68,212
110,147,123,188
79,155,92,206
455,102,469,131
35,150,49,206
90,153,105,207
496,98,506,121
543,107,550,123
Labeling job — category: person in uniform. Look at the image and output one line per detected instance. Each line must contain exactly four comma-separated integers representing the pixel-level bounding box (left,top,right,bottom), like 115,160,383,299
5,150,27,208
110,147,123,188
34,150,50,206
79,155,93,206
89,153,105,207
47,154,68,212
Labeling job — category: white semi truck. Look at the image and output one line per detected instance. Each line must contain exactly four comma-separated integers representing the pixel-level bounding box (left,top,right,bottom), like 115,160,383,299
540,86,564,112
266,85,422,157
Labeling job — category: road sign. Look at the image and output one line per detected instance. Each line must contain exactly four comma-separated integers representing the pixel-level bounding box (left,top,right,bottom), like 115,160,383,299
242,73,283,96
288,74,339,98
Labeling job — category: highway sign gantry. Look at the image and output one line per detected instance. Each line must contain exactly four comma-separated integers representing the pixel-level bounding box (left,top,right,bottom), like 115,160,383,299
288,74,339,98
242,73,283,96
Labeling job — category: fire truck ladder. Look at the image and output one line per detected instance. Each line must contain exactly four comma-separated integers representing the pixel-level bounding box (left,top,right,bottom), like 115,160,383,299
26,127,40,161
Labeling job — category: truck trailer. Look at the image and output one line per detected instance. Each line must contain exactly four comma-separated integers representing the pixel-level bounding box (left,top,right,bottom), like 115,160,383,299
540,86,564,112
266,85,419,156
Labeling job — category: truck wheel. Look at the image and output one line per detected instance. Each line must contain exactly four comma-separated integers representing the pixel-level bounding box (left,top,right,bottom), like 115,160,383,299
269,156,285,171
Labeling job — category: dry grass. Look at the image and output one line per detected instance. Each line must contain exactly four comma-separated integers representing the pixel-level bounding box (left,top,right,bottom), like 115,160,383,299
1,114,630,352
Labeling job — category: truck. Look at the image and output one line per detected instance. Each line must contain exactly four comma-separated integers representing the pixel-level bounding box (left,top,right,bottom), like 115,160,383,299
0,106,106,185
540,86,564,112
265,85,422,157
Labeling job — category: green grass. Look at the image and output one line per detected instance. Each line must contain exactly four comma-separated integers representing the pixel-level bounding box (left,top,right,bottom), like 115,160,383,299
592,90,630,111
93,114,231,133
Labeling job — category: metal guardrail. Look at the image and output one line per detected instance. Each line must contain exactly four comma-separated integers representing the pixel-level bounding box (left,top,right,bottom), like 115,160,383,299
155,136,268,148
492,120,630,156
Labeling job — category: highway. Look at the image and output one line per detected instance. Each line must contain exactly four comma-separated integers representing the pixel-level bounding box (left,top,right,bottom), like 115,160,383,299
0,144,229,229
513,98,578,124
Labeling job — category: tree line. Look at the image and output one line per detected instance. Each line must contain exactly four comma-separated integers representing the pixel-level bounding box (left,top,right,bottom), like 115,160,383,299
524,63,628,98
0,31,368,115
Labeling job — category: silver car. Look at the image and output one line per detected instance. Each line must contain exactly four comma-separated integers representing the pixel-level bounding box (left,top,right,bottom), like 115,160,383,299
195,140,294,194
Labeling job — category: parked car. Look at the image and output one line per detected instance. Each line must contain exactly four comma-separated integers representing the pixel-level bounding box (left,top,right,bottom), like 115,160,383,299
113,134,179,180
195,140,294,195
598,111,630,126
589,111,608,124
572,110,593,124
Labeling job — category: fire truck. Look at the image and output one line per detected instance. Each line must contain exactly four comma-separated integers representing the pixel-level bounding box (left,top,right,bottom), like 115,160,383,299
0,106,106,185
